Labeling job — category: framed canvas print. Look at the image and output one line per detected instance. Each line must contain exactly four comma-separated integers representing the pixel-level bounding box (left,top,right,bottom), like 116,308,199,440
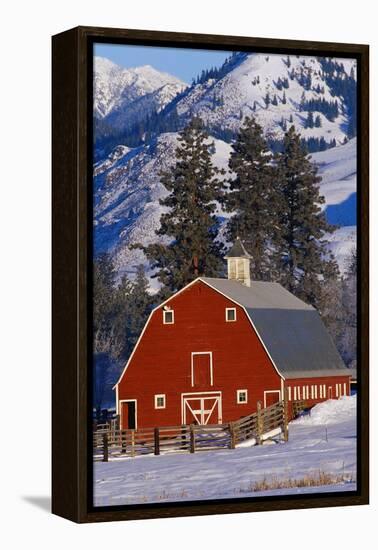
52,26,369,523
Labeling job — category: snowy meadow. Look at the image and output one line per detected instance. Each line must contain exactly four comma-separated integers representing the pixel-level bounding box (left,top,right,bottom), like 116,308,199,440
94,396,356,506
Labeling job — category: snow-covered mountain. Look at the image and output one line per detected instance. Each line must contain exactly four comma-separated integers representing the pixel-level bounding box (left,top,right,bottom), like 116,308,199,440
93,52,357,283
161,52,356,146
94,134,356,282
94,57,187,133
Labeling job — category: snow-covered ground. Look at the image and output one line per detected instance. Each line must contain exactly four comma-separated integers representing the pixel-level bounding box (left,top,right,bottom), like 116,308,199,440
93,396,356,506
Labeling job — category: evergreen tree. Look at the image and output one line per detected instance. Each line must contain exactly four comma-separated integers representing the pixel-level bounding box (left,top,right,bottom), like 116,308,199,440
315,114,322,128
306,111,315,128
93,253,116,355
282,90,287,104
224,117,279,280
339,250,357,366
134,117,225,294
273,126,339,309
272,94,278,106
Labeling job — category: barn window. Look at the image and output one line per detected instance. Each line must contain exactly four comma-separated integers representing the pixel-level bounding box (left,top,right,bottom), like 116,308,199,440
314,385,318,399
163,309,174,324
237,389,248,404
343,383,347,395
226,307,237,322
288,387,292,401
154,394,166,409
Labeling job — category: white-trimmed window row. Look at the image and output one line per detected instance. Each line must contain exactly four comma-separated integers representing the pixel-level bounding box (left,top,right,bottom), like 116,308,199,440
154,394,166,409
237,389,248,404
287,382,347,401
163,309,174,324
226,307,237,322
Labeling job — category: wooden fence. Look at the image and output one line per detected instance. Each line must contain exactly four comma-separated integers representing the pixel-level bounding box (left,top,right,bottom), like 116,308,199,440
93,396,303,462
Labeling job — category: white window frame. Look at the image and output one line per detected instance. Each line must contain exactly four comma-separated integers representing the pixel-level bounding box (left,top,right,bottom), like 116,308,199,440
297,386,301,400
320,385,323,399
343,382,347,396
225,307,237,322
293,386,297,400
154,394,166,409
191,351,213,387
314,385,318,399
163,309,174,324
288,387,292,401
237,389,248,404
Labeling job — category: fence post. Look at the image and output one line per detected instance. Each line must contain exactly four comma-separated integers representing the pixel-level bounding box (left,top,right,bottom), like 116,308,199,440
256,401,263,445
154,427,160,456
131,429,135,457
102,433,108,462
190,424,195,453
121,430,127,454
283,388,289,442
229,422,236,449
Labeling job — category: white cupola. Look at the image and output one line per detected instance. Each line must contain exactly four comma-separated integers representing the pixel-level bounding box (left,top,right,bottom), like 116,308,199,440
224,237,251,287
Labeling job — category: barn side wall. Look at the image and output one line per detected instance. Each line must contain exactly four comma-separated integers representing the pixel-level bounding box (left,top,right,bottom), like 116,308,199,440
117,280,283,429
285,375,352,418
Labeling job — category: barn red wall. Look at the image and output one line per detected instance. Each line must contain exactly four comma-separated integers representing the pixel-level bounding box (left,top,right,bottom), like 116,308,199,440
117,280,282,428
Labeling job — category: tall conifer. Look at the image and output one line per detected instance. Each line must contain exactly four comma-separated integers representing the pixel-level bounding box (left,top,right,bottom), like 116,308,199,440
224,117,278,280
273,126,339,309
134,117,225,293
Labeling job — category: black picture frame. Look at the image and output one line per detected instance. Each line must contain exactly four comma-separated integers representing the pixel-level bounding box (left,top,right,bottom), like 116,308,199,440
52,26,369,523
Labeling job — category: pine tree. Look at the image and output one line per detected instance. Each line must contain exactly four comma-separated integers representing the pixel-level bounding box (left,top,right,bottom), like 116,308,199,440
273,126,339,309
127,265,153,348
306,111,315,128
315,114,322,128
134,117,225,294
93,253,116,355
282,90,287,104
272,94,278,106
224,117,279,280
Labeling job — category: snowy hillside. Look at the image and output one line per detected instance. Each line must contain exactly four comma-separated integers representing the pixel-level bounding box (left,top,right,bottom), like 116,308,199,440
94,396,356,506
94,133,356,280
94,133,232,283
164,52,356,146
311,139,357,272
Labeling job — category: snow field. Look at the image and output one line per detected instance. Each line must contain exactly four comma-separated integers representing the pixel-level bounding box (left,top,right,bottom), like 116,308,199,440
94,396,356,506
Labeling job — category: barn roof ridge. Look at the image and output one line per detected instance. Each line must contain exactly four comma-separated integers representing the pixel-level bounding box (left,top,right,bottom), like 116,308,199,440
199,277,350,378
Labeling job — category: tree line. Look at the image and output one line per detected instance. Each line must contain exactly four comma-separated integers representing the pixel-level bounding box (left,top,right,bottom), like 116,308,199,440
94,116,357,410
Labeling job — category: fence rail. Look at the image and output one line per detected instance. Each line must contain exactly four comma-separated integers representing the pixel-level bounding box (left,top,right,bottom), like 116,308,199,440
93,396,305,461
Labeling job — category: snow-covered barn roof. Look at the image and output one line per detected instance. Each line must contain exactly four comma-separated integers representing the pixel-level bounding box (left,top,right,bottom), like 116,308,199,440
201,277,351,380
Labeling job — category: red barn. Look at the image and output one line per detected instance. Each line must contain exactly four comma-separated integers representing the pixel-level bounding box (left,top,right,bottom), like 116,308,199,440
115,239,352,430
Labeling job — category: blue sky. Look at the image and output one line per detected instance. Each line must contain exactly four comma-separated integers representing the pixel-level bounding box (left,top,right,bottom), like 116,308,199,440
94,43,232,84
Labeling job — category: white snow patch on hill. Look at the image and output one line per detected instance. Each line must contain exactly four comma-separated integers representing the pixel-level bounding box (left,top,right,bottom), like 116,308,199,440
312,138,356,207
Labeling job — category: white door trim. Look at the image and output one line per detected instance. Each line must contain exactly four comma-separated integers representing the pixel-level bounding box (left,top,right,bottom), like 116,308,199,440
191,351,213,387
119,399,138,430
263,390,281,408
